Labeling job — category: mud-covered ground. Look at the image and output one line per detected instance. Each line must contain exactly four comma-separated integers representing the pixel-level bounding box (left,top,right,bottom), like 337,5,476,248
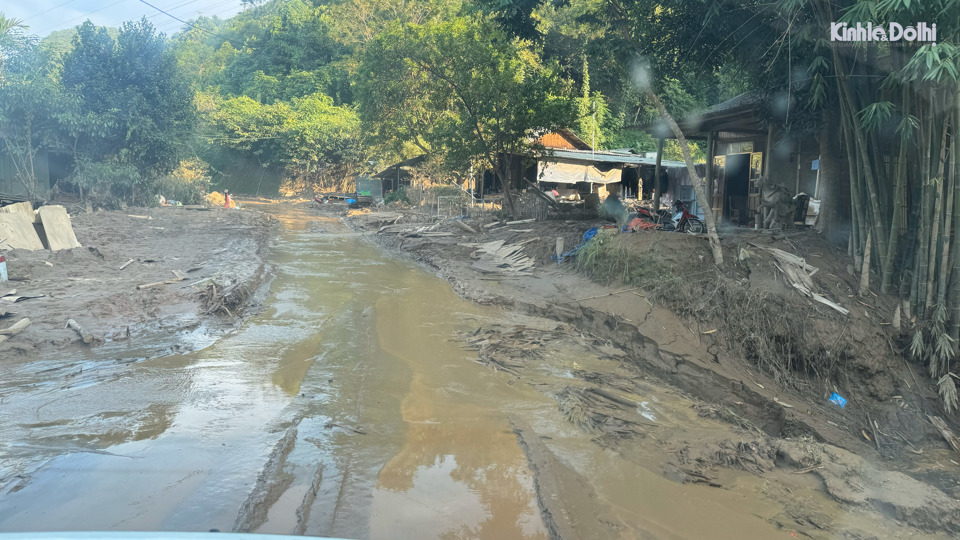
340,202,960,537
0,206,272,360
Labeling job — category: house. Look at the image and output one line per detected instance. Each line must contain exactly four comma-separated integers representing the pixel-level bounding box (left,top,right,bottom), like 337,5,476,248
489,129,686,202
649,92,832,225
372,155,428,193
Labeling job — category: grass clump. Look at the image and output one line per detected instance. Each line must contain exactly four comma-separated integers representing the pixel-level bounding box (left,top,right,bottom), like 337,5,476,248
574,235,664,286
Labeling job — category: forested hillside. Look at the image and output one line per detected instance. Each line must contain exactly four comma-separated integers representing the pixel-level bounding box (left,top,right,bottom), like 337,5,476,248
1,0,734,202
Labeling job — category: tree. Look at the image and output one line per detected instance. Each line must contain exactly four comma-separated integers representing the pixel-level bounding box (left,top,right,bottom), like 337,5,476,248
0,41,74,198
61,18,195,195
200,91,362,191
357,15,576,217
0,13,27,79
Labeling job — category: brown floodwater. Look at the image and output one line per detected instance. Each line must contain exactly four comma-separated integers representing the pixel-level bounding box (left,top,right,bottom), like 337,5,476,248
0,204,948,539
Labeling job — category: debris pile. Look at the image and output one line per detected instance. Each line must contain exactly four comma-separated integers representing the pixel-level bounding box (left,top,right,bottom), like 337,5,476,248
460,325,556,373
462,239,535,275
753,244,848,315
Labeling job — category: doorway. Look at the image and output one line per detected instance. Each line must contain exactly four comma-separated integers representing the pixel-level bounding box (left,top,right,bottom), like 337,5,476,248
723,153,750,225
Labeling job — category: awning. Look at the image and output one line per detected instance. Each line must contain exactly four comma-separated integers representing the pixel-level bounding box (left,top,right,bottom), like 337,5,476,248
538,161,622,185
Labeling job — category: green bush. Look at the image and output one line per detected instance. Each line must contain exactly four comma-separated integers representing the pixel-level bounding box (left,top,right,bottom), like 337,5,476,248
384,187,409,205
154,159,212,205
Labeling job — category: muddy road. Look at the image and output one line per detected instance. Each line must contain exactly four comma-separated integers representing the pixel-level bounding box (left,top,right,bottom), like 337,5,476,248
0,205,952,539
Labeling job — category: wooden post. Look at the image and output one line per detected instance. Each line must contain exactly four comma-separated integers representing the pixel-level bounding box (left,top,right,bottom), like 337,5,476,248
762,125,774,226
705,131,716,219
795,139,803,194
764,125,774,177
653,137,664,212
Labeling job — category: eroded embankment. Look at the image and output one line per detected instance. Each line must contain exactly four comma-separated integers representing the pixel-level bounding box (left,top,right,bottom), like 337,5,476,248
341,208,960,536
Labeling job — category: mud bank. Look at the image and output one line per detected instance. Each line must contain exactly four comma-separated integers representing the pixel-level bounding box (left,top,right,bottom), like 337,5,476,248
0,205,273,359
341,205,960,536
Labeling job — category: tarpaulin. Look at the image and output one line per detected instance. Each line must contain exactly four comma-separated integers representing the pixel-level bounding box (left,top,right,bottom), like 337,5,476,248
538,160,622,185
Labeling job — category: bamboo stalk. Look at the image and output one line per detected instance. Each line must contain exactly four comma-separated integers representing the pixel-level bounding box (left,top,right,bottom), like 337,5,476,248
937,119,955,307
925,120,949,310
860,231,872,296
881,86,910,294
951,95,960,341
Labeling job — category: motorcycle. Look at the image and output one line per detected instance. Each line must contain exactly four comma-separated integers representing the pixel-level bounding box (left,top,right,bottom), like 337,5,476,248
632,199,704,234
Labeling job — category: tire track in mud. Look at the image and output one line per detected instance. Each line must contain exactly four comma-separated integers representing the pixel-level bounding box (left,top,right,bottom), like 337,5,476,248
233,423,300,533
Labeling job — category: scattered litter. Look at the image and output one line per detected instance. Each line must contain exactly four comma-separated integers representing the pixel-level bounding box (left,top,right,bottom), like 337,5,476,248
702,329,718,334
774,397,794,408
829,392,847,408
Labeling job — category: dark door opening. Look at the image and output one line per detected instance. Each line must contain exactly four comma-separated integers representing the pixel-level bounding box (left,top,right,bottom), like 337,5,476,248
722,153,750,225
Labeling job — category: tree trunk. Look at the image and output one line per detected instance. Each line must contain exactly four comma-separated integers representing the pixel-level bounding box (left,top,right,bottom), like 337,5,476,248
644,86,723,266
652,137,664,212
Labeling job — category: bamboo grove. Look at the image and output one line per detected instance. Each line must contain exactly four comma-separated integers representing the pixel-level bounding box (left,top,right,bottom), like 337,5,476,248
799,1,960,409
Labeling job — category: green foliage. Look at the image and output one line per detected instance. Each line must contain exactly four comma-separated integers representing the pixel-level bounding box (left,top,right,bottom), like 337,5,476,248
61,19,194,176
155,159,212,205
357,14,577,178
0,40,74,197
71,158,142,202
201,90,361,190
574,235,664,286
384,186,409,205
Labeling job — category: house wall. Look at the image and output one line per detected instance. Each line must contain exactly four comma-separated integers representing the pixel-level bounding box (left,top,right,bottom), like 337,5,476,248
538,132,579,150
0,150,50,197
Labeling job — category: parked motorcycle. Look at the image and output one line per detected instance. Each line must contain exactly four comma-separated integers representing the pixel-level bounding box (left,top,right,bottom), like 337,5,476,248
632,200,704,234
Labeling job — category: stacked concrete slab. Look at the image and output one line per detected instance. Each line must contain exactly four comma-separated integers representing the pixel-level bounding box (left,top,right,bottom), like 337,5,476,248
36,205,81,250
0,203,81,251
0,211,45,251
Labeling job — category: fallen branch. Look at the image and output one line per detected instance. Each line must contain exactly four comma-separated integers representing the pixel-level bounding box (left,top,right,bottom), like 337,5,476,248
452,220,478,234
119,259,135,271
137,276,186,290
66,318,94,344
0,317,31,344
574,287,639,302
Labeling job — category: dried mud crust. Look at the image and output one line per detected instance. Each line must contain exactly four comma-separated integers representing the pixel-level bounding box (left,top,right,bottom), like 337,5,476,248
339,207,960,534
0,206,274,358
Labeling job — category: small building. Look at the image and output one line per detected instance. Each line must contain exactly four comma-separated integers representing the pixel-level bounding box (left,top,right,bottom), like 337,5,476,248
650,92,833,226
372,155,428,193
489,129,686,202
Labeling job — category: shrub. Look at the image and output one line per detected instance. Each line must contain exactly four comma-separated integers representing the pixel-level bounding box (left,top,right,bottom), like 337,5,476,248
155,159,212,205
384,187,409,205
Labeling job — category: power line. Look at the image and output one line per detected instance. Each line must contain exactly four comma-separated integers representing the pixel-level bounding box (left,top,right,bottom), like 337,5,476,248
34,0,127,35
137,0,236,44
154,0,239,29
147,0,206,21
21,0,80,22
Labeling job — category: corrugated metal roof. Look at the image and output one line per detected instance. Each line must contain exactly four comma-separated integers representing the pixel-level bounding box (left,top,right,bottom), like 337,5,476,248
542,148,687,168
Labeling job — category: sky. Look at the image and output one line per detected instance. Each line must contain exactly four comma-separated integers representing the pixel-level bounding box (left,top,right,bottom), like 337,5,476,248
1,0,247,37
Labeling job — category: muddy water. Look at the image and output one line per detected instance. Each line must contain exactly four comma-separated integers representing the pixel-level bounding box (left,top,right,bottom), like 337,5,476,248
0,205,913,539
